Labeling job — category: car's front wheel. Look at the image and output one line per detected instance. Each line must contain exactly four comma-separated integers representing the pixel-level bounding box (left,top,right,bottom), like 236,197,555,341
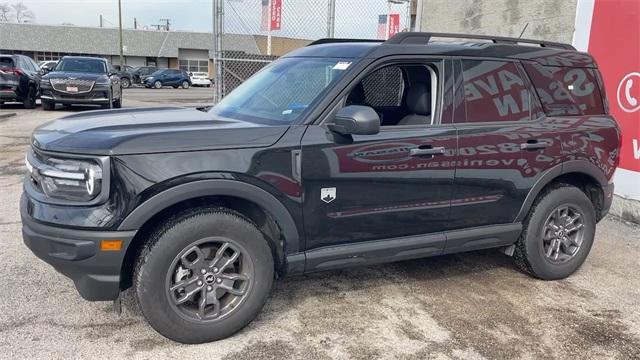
514,184,596,280
134,208,274,344
154,80,162,89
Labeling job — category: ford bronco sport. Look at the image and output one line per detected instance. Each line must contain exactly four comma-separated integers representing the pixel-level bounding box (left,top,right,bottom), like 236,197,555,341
21,33,620,343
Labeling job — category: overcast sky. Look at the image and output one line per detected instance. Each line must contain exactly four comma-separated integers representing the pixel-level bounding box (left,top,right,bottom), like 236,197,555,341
15,0,409,39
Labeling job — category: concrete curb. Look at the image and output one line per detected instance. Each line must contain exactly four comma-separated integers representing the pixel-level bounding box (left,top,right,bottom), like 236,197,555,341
0,112,17,119
610,195,640,225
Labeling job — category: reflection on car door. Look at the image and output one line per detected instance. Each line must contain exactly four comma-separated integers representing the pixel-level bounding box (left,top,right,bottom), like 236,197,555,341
301,58,456,255
447,59,561,244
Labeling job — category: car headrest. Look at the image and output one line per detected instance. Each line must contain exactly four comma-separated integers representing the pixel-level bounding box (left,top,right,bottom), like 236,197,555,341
406,84,431,115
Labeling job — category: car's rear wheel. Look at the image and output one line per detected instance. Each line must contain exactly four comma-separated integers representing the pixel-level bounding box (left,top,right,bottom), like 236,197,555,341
181,81,190,89
134,207,274,344
42,101,55,111
154,80,162,89
121,77,131,88
514,184,596,280
22,86,36,109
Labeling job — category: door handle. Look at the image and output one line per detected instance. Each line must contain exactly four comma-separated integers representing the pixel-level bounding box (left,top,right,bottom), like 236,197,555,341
410,146,446,157
520,140,551,151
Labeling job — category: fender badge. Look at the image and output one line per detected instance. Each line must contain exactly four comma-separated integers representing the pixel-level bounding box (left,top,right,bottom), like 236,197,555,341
321,187,336,203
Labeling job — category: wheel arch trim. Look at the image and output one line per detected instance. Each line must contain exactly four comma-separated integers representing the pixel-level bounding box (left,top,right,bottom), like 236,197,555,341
514,160,608,222
117,179,301,253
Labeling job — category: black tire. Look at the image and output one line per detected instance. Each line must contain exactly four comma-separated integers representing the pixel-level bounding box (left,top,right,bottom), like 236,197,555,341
181,80,190,89
42,101,55,111
134,207,274,344
154,80,162,89
514,184,596,280
113,96,122,108
102,92,113,109
172,85,179,89
121,77,131,88
23,86,36,109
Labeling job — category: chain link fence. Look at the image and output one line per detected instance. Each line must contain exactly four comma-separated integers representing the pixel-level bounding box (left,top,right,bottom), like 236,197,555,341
215,0,412,98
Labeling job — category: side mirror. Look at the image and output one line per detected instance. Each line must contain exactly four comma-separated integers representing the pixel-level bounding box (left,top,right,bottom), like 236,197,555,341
327,105,380,135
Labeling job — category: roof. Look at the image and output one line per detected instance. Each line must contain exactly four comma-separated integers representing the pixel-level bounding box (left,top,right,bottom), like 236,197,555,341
0,22,261,57
292,33,596,68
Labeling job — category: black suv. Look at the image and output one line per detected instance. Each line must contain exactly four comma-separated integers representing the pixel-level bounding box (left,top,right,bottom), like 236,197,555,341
21,33,621,344
40,56,123,110
113,64,134,88
0,54,40,108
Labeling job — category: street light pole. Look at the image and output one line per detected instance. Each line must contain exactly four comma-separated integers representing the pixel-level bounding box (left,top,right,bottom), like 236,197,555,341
118,0,124,66
213,0,224,102
326,0,336,38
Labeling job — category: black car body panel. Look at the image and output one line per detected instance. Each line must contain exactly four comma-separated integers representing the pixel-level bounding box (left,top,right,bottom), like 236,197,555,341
32,107,289,155
21,33,621,301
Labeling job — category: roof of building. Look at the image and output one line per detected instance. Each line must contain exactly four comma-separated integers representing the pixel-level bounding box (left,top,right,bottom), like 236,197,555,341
0,22,262,57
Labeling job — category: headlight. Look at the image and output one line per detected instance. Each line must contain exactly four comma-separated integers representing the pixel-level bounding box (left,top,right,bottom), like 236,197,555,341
26,149,106,203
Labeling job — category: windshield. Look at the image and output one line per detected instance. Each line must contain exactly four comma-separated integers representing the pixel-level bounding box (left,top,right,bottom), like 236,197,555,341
209,57,353,124
55,58,107,73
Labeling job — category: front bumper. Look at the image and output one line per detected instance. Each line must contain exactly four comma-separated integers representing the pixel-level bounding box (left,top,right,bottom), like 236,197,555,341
21,196,136,301
40,85,111,105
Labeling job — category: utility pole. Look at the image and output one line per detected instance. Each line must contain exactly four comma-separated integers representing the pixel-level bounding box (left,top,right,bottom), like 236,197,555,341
134,17,137,30
160,18,171,31
326,0,336,38
118,0,124,66
100,14,103,27
267,0,272,55
213,0,224,102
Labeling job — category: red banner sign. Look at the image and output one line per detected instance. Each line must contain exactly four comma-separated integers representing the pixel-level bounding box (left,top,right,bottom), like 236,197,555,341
270,0,282,31
387,13,400,38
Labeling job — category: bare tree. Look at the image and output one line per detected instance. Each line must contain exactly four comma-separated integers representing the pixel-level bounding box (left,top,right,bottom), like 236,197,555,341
0,3,11,22
11,1,34,23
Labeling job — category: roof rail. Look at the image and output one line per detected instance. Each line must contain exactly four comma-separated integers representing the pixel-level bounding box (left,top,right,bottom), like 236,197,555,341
307,38,383,46
385,32,576,50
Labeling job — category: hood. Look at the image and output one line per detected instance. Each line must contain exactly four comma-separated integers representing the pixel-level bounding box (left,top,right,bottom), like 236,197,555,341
42,71,109,82
32,107,289,155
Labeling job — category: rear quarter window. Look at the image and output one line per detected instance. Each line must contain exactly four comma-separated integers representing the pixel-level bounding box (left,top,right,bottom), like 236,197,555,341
523,63,605,116
0,57,14,68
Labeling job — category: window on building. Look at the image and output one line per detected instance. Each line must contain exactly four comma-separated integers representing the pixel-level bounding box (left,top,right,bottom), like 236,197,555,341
179,59,209,73
523,63,605,116
460,60,531,123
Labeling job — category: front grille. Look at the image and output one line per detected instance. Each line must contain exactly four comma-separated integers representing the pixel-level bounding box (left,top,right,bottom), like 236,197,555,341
50,78,95,94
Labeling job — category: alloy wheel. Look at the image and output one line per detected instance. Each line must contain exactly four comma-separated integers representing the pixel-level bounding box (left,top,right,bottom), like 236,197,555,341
165,237,253,322
542,205,585,263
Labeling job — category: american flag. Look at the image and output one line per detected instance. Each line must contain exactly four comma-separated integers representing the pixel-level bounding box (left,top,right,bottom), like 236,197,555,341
377,14,388,40
261,0,269,31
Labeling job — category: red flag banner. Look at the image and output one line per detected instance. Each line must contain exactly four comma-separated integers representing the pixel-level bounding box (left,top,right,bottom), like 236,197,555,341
270,0,282,31
387,13,400,38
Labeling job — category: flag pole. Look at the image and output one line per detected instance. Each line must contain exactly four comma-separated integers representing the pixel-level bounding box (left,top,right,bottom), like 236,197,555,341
267,0,272,56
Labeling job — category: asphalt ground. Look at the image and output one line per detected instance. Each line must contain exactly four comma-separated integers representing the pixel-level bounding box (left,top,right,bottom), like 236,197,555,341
1,89,639,359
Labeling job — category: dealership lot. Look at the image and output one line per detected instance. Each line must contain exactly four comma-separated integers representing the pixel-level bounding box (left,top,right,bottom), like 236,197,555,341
1,94,640,359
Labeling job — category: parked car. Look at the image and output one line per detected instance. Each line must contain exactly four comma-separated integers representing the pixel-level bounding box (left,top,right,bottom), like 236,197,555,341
38,60,58,71
131,66,157,84
0,54,40,108
39,56,122,110
113,64,134,88
22,32,621,344
144,68,191,89
189,71,212,87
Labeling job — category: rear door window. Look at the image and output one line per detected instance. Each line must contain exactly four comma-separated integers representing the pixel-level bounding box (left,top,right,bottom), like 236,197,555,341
523,63,605,116
460,60,532,123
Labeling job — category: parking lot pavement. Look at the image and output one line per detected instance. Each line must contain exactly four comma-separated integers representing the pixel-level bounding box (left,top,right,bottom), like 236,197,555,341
1,106,639,359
